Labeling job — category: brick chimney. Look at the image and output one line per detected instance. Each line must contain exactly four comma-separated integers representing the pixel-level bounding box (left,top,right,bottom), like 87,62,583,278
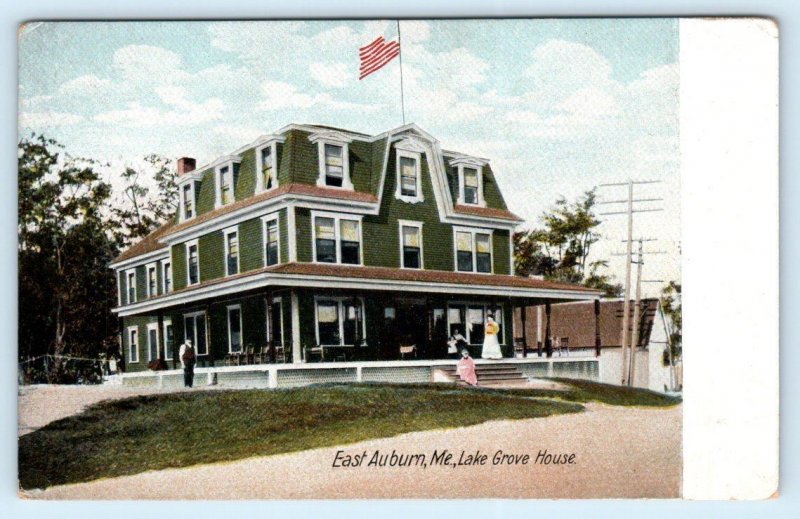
177,157,196,175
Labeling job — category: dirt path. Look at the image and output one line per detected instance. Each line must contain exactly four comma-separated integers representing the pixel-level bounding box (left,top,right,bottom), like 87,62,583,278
25,402,682,499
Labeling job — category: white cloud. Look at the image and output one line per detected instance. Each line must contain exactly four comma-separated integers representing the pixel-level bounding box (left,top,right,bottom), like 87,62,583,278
112,45,182,84
309,62,350,88
58,75,113,97
256,80,381,112
20,111,84,128
93,98,224,127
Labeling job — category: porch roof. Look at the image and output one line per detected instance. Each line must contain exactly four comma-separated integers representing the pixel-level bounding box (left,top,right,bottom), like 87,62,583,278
113,261,602,317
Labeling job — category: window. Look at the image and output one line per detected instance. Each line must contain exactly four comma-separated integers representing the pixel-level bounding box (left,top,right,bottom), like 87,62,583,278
224,229,239,276
163,319,174,361
127,327,139,363
451,159,486,207
314,217,336,263
260,146,275,190
340,220,360,265
214,158,241,207
184,312,208,356
147,323,159,362
463,168,479,205
323,144,344,187
447,303,504,345
454,228,493,273
394,145,424,203
162,261,172,293
456,232,473,272
400,157,417,197
476,234,492,273
181,183,194,220
227,305,242,353
127,270,136,303
146,264,157,297
263,216,280,266
315,297,365,346
399,220,423,269
313,212,362,265
219,166,233,205
186,241,199,285
310,132,353,190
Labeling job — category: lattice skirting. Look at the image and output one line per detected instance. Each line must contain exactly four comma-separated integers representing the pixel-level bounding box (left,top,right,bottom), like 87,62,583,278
276,368,357,388
361,366,432,383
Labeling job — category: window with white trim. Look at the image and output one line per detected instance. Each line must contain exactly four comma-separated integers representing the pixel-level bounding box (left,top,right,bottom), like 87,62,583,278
315,297,365,347
183,312,208,356
146,264,157,298
127,326,139,363
255,139,282,193
313,212,362,265
126,270,136,303
163,319,174,361
463,167,480,205
186,241,199,286
224,228,239,276
452,160,486,207
455,228,493,273
146,323,159,362
395,149,423,203
181,183,195,220
323,144,344,187
263,215,280,266
219,165,233,205
399,220,423,269
162,261,172,293
310,133,353,190
227,305,242,353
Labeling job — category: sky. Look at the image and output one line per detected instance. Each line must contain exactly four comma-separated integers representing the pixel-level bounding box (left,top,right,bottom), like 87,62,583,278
18,19,680,296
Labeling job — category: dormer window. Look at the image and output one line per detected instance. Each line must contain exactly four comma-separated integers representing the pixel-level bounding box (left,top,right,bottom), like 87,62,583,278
463,168,479,204
394,137,425,203
219,166,233,204
450,157,487,207
181,184,194,220
309,131,353,190
213,156,241,208
254,136,284,193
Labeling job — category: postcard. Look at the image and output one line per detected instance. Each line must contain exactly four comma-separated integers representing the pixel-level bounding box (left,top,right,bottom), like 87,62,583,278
16,17,778,500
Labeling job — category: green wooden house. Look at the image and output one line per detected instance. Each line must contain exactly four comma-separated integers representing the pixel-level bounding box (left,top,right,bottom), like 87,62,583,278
110,123,600,372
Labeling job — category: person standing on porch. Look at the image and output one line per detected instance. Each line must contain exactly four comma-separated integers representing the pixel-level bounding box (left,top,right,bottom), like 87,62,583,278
481,315,503,360
457,348,478,386
179,339,196,388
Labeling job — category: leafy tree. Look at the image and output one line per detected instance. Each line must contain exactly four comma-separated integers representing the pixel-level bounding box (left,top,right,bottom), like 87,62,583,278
112,154,176,245
514,189,621,296
18,135,120,380
661,281,682,363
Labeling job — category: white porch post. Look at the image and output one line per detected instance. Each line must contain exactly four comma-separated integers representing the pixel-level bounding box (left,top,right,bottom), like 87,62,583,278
291,290,301,363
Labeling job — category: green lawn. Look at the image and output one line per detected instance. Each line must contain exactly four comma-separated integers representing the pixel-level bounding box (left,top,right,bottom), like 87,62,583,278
18,381,679,490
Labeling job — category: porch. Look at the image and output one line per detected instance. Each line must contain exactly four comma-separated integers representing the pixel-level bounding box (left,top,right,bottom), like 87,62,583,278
118,356,601,389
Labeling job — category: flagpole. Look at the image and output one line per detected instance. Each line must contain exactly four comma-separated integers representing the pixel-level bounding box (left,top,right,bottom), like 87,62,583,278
397,20,406,125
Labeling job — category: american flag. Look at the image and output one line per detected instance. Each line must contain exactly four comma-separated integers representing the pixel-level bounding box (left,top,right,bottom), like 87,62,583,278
359,36,400,80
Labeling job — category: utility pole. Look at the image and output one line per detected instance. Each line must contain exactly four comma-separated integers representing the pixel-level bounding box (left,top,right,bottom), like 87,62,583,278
628,239,644,386
597,179,662,386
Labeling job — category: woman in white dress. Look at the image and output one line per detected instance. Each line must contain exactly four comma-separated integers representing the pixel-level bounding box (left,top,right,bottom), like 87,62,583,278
481,315,503,360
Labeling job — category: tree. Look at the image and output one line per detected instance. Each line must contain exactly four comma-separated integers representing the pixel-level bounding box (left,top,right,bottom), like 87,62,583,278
661,281,682,364
514,189,620,296
18,134,120,380
112,154,176,245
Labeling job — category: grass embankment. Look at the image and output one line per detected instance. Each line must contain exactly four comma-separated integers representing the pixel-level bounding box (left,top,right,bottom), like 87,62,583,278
18,380,679,490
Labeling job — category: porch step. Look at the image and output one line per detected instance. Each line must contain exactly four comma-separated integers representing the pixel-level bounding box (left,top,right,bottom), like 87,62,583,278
435,363,528,386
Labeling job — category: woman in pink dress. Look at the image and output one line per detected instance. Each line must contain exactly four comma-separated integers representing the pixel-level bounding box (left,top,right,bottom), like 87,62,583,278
457,348,478,386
